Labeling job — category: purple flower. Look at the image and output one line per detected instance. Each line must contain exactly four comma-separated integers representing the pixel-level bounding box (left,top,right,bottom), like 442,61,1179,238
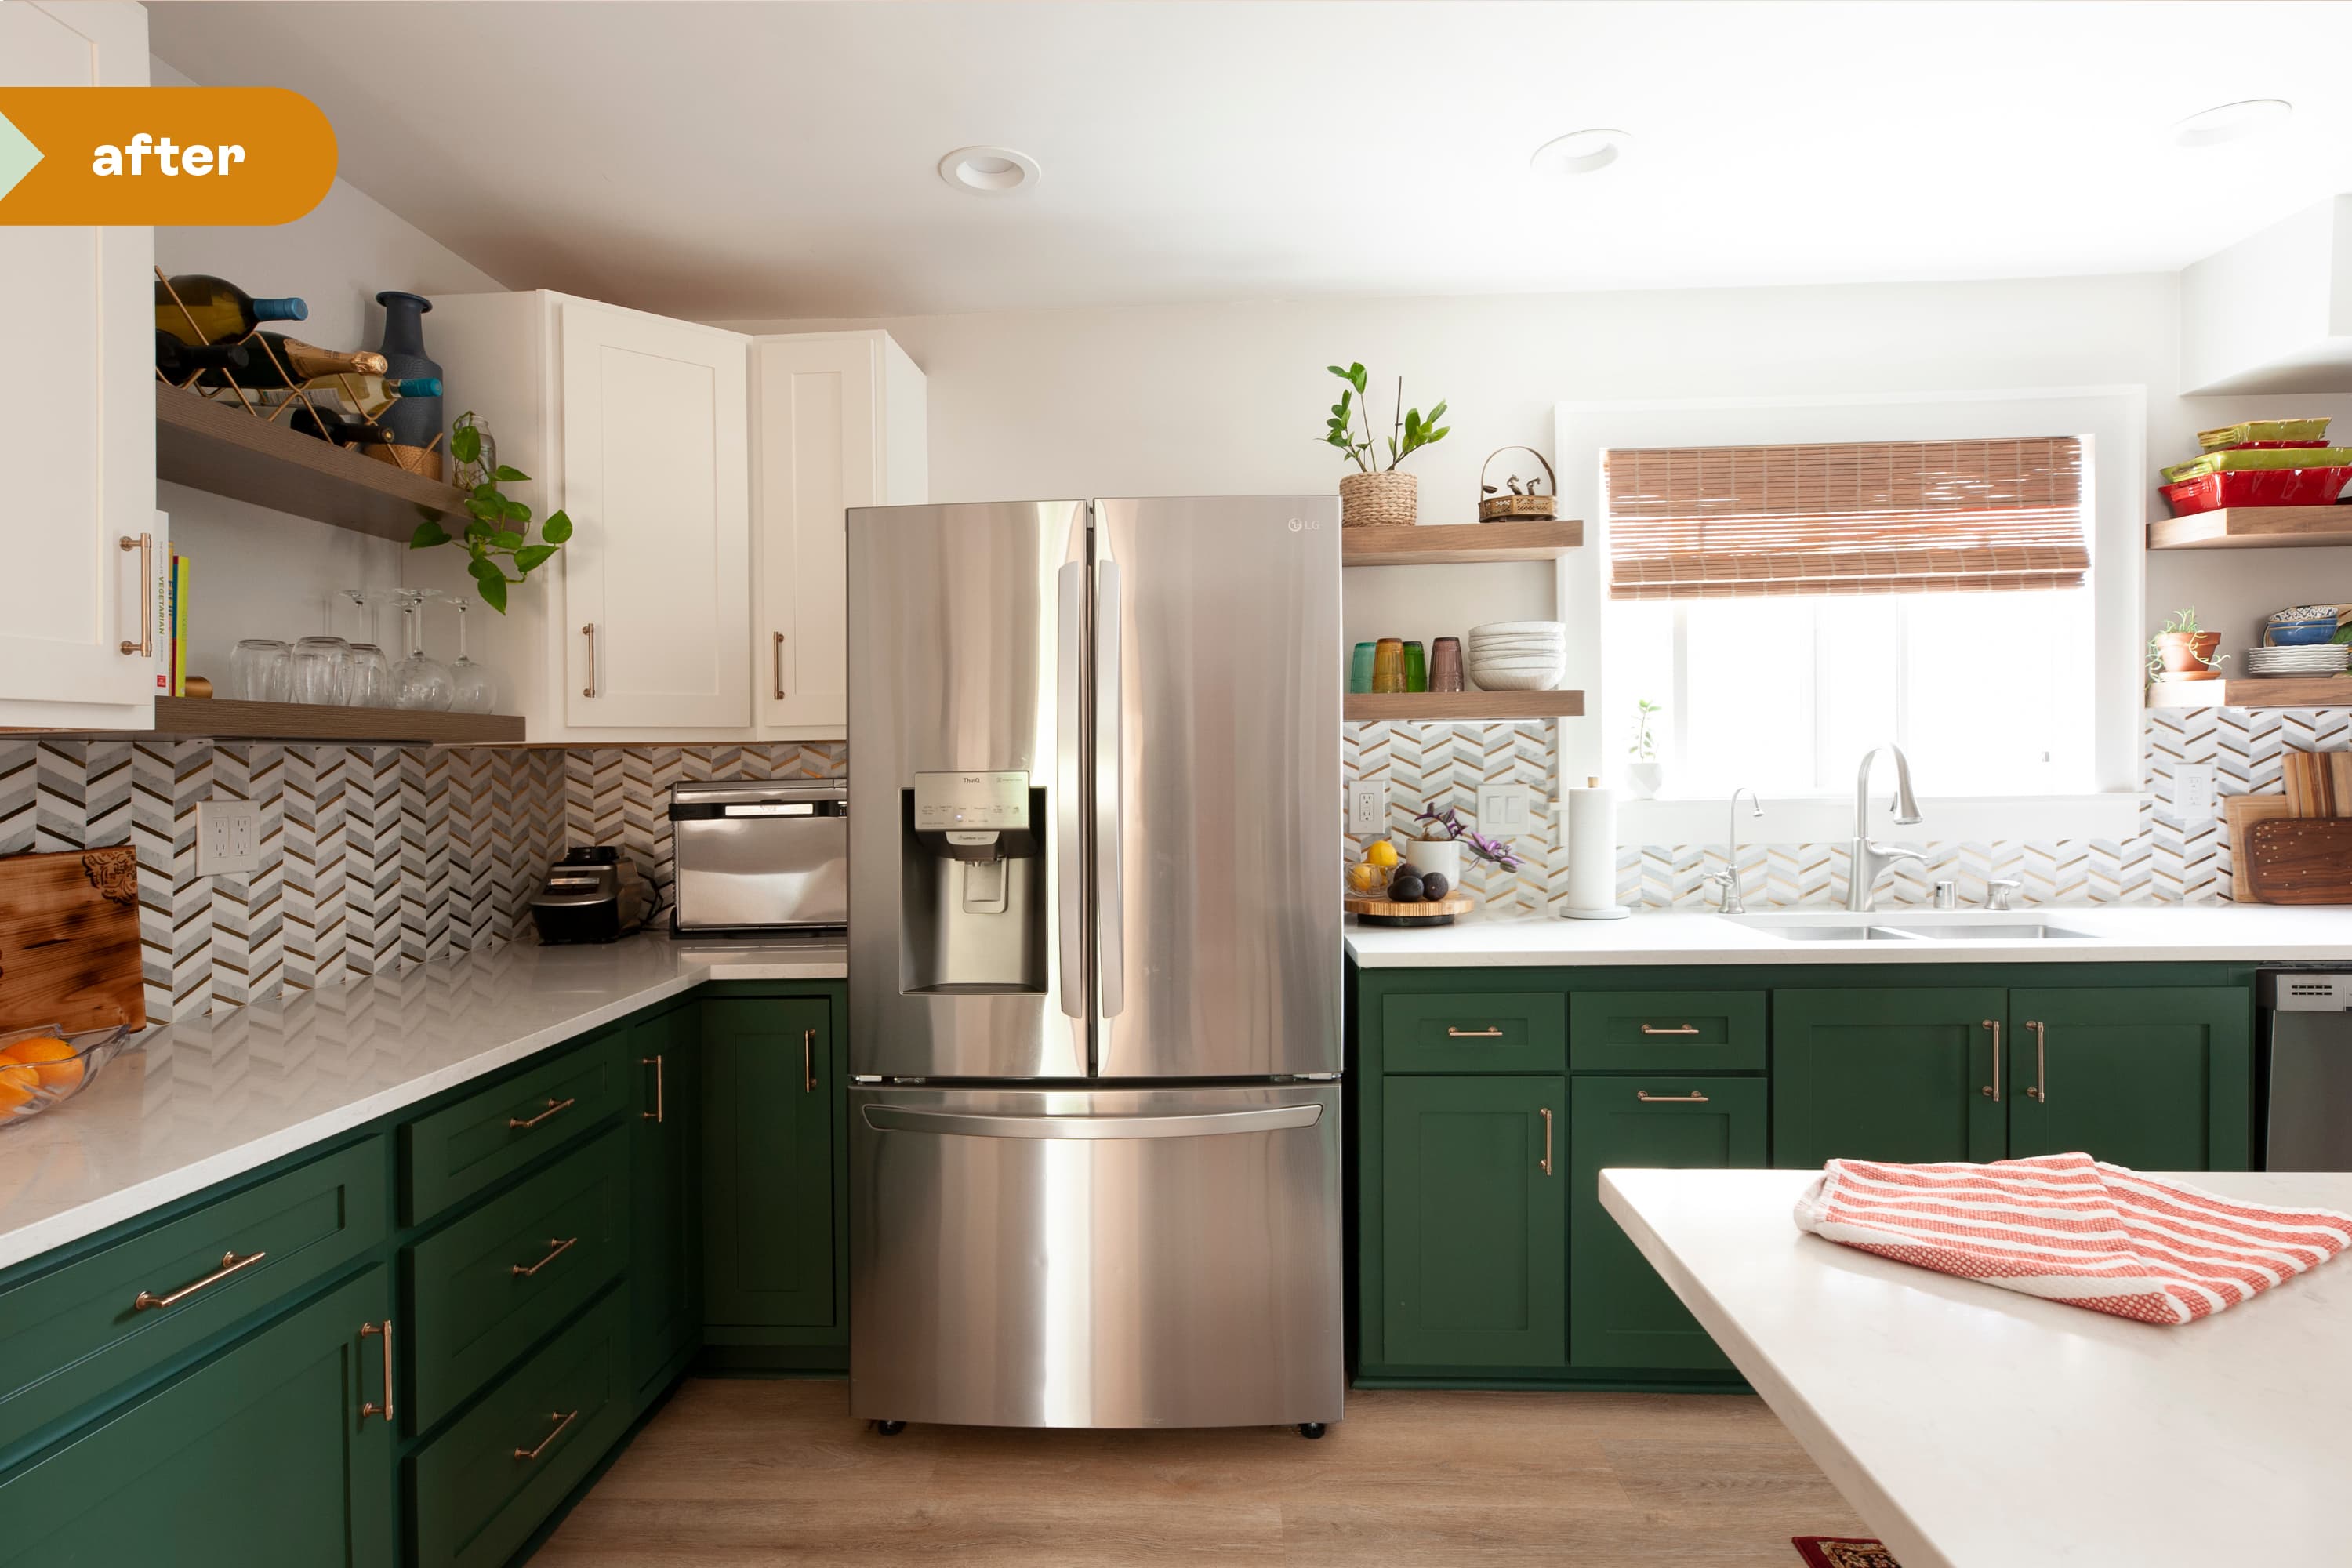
1414,799,1522,872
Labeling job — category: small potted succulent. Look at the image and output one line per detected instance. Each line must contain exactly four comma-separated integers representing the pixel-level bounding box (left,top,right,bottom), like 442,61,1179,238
1625,698,1664,800
2148,608,2227,683
1319,361,1449,528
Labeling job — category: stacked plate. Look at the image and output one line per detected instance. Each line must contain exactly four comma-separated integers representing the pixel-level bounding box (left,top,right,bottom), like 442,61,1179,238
2245,644,2351,677
1466,620,1566,691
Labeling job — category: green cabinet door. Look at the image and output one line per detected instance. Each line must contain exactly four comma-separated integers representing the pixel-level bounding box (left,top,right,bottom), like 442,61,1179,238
2007,988,2252,1171
0,1267,394,1568
1568,1076,1766,1371
1380,1075,1567,1369
630,1004,702,1402
1773,989,2008,1169
702,998,837,1329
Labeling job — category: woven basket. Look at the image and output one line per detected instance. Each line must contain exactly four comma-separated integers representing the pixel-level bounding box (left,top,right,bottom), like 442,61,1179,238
1340,470,1417,528
365,441,445,481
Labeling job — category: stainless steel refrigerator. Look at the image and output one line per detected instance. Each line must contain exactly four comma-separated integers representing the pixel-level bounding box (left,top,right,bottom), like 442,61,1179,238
846,496,1343,1433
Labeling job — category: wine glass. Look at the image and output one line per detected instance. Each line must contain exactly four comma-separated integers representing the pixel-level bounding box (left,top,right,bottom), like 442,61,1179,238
448,597,496,713
339,588,399,708
392,593,453,711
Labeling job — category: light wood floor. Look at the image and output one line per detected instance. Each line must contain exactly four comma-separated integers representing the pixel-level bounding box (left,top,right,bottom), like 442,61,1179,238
539,1379,1869,1566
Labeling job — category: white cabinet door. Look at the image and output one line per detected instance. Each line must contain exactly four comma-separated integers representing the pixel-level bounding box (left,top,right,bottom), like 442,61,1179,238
0,2,155,727
561,302,751,730
753,336,875,732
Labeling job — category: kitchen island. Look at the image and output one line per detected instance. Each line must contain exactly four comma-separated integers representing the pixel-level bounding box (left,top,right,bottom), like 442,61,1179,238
1601,1166,2350,1568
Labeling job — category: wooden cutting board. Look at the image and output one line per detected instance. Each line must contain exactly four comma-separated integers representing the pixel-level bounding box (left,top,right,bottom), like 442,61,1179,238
2245,818,2352,905
2224,793,2294,902
0,847,146,1034
2285,750,2339,816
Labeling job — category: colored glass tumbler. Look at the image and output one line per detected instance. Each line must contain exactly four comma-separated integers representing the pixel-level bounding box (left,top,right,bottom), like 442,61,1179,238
1370,638,1406,694
1348,641,1376,694
1403,641,1428,693
1430,636,1465,692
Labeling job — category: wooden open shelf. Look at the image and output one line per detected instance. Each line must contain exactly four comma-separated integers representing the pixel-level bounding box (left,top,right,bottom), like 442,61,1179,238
138,699,524,743
1341,519,1583,566
2147,677,2352,710
1346,691,1584,722
154,382,469,542
2147,506,2352,551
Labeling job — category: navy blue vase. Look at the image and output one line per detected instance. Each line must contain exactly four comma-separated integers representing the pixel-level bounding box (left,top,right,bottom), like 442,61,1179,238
372,291,444,466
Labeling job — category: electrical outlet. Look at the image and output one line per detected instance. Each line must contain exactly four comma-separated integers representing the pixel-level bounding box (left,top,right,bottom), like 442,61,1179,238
1348,781,1388,835
1476,783,1537,835
198,799,261,877
2175,764,2218,821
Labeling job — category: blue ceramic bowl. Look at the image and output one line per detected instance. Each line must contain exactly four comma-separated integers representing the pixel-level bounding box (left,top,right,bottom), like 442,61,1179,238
2267,606,2341,646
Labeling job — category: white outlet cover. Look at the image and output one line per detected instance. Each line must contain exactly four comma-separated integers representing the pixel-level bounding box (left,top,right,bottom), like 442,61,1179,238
1349,781,1388,835
2175,764,2218,821
198,799,262,877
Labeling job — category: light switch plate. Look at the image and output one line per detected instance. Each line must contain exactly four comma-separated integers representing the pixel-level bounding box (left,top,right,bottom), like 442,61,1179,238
1477,783,1537,835
2174,764,2217,821
198,799,261,877
1348,781,1388,835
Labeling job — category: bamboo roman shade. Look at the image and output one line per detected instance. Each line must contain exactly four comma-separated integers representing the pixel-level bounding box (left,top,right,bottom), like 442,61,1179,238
1604,437,2089,600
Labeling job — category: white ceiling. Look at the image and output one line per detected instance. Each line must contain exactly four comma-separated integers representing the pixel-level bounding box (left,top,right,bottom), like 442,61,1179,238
150,1,2352,321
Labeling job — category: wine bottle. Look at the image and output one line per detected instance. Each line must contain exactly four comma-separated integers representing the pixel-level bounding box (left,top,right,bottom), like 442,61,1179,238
154,274,307,347
282,398,375,448
307,373,442,419
194,334,387,391
154,328,254,384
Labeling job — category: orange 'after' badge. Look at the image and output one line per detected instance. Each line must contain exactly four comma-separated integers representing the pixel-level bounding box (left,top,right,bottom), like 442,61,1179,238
0,87,336,224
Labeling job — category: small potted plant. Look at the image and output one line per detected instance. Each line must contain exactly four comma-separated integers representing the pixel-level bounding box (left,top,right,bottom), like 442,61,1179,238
2148,608,2228,683
1625,698,1664,799
1411,800,1523,887
1319,361,1449,528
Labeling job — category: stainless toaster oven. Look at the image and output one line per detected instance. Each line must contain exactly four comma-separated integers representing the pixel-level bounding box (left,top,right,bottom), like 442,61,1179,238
669,779,848,935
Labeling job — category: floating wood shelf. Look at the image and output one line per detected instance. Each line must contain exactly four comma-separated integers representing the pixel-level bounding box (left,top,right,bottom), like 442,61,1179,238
136,699,523,743
1346,691,1584,722
2147,506,2352,550
154,382,469,542
1341,519,1584,566
2147,677,2352,710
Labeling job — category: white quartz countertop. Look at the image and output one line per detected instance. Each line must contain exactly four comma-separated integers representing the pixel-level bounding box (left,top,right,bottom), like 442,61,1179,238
1600,1167,2352,1568
0,934,844,1273
1345,904,2352,966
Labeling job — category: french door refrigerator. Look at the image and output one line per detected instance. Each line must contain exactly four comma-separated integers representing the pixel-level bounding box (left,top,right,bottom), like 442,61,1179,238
846,496,1343,1432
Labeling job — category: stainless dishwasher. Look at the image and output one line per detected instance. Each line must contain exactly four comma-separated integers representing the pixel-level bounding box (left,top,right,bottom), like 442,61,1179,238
2262,970,2352,1171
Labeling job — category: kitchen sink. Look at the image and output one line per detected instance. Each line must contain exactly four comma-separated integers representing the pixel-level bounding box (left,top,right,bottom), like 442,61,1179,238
1755,924,1924,942
1876,923,2099,941
1728,915,2100,942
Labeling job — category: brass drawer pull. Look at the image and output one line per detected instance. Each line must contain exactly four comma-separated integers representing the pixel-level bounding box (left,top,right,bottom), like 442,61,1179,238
507,1096,575,1131
1446,1026,1504,1038
641,1054,665,1123
581,622,598,698
1639,1024,1700,1036
511,1236,579,1279
1635,1091,1710,1104
803,1028,816,1093
119,532,154,656
514,1409,579,1461
773,630,788,699
1981,1019,2002,1102
360,1320,395,1421
2025,1020,2048,1102
132,1249,267,1312
1538,1106,1553,1175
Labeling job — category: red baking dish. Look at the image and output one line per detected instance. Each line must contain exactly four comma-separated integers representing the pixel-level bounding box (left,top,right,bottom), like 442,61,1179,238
2161,467,2352,516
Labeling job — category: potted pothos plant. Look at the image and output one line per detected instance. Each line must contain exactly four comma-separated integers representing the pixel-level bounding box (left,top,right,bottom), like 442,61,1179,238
408,413,572,612
1319,361,1449,528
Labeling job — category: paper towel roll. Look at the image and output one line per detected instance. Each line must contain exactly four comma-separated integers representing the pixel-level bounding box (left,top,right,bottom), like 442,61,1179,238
1560,784,1630,920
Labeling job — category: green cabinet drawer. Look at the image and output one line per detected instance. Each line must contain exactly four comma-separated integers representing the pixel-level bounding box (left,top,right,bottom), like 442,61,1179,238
1381,992,1566,1074
0,1266,394,1568
411,1287,630,1568
0,1138,385,1461
405,1125,628,1434
1570,990,1766,1073
401,1028,626,1225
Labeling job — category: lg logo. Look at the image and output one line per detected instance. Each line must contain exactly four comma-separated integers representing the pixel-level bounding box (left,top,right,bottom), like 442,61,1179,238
1287,517,1320,533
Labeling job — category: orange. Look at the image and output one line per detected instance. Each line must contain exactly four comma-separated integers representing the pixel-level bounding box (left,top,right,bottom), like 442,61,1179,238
2,1035,85,1093
0,1061,41,1114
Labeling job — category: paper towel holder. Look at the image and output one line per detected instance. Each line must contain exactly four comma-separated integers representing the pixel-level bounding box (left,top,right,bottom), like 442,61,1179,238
1559,775,1632,920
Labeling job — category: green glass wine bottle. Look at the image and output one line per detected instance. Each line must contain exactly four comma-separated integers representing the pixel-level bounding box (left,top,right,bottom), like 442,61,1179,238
194,334,387,391
154,274,307,347
153,328,255,384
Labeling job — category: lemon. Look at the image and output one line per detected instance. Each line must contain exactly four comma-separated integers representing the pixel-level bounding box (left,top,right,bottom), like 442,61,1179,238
1348,862,1385,893
2,1036,85,1093
1364,839,1400,868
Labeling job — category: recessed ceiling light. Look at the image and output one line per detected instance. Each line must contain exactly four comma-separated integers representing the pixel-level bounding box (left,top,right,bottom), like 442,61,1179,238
2172,99,2292,149
1530,129,1632,177
938,145,1039,195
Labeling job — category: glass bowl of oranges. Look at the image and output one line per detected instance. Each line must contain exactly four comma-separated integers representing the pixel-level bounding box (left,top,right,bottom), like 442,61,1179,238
0,1022,131,1128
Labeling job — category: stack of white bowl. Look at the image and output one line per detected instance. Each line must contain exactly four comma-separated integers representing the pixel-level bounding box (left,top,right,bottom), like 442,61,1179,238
1465,621,1566,691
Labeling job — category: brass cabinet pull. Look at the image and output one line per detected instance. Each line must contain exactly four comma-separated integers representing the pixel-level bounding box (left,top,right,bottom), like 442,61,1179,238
132,1248,266,1312
511,1236,578,1279
581,622,597,698
1446,1026,1504,1038
641,1054,665,1123
507,1096,575,1131
1980,1019,2002,1102
773,631,788,699
359,1320,395,1421
1538,1106,1553,1176
1639,1024,1700,1036
2026,1020,2048,1102
1635,1091,1710,1103
514,1409,579,1461
118,533,154,656
803,1028,816,1093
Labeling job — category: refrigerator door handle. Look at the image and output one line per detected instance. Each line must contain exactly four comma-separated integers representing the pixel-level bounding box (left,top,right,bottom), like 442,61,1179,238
861,1103,1323,1140
1094,556,1125,1018
1056,558,1087,1020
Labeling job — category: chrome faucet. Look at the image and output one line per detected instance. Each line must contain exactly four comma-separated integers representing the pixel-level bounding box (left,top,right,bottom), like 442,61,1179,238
1846,745,1926,912
1708,787,1763,913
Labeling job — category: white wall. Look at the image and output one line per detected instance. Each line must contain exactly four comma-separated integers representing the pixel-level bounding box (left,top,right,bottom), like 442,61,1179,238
151,56,506,682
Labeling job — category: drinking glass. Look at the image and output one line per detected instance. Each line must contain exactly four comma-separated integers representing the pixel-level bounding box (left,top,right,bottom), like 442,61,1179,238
392,595,454,711
1430,637,1465,693
228,638,292,702
345,644,395,707
1403,641,1428,693
1370,638,1405,695
1348,642,1376,695
291,636,350,705
448,597,495,713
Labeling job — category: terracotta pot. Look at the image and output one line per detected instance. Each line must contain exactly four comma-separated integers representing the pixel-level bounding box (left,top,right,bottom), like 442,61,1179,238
1340,470,1417,528
2156,630,2223,680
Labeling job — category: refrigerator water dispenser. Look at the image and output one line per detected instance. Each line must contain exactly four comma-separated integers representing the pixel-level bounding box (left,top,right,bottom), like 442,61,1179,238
902,770,1046,993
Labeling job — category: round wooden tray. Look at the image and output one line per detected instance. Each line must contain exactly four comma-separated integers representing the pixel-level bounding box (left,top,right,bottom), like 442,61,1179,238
1345,891,1474,927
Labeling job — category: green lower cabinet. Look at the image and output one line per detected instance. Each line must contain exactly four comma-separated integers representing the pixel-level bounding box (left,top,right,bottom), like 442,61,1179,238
1379,1074,1567,1369
702,997,839,1331
2006,988,2252,1170
0,1267,394,1568
1773,988,2008,1168
1567,1076,1765,1371
630,1005,702,1403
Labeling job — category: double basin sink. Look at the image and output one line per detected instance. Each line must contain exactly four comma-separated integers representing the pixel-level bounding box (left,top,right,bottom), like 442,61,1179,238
1728,913,2100,943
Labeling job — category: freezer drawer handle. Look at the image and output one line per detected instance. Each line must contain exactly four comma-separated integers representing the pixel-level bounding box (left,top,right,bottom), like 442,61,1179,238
861,1103,1323,1140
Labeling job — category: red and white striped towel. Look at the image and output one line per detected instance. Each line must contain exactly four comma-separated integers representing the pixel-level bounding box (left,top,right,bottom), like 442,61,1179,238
1792,1152,2352,1325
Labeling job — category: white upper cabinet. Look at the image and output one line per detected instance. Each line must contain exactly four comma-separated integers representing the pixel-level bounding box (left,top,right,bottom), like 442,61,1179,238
0,2,158,728
752,332,927,735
